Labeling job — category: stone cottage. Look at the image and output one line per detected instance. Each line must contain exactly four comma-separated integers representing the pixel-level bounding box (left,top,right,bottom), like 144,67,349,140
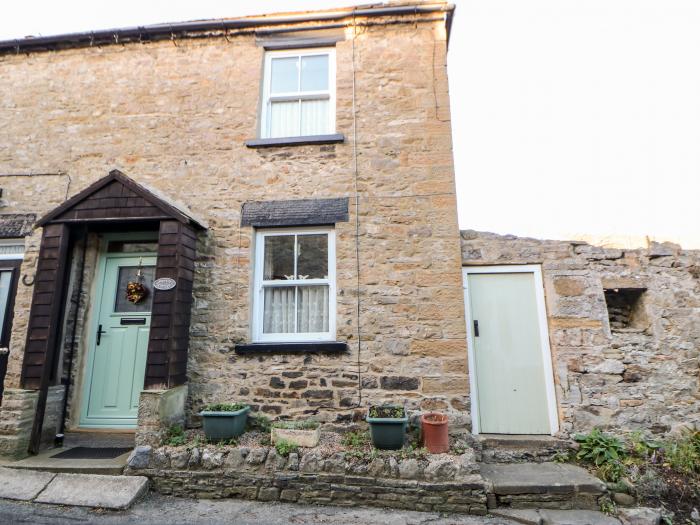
0,2,467,457
0,2,698,461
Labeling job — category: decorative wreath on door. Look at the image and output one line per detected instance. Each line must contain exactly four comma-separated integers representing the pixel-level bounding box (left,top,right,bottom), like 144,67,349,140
126,258,149,304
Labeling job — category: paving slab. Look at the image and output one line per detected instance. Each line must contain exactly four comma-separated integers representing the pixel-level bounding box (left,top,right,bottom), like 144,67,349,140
34,473,148,509
0,467,56,501
481,463,607,495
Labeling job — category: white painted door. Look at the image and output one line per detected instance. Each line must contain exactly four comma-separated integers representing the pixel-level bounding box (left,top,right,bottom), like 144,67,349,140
464,268,556,434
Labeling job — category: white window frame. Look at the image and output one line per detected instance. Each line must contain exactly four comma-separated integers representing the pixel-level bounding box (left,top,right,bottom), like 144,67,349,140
260,48,336,139
0,239,25,260
253,227,336,342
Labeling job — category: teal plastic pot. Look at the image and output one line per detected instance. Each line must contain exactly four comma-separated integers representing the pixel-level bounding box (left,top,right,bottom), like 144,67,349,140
366,414,408,450
200,406,250,441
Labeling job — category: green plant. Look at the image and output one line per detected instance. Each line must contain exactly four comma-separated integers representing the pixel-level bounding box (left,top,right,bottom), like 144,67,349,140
202,402,248,412
342,430,371,449
598,495,616,515
553,451,572,463
575,429,626,467
247,413,272,433
628,431,662,459
272,419,320,430
163,424,187,446
215,437,239,447
275,439,299,457
663,430,700,475
368,405,404,419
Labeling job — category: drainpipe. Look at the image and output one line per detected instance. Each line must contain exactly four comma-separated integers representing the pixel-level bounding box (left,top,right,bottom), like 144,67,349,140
56,226,88,446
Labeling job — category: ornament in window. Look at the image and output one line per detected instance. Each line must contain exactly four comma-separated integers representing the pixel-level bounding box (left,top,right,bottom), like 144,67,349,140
126,258,149,304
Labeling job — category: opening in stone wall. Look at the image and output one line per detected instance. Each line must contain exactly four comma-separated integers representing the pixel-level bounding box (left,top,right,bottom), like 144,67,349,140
603,288,647,330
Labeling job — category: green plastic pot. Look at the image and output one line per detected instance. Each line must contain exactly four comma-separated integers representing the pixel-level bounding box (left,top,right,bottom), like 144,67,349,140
200,406,250,441
366,413,408,450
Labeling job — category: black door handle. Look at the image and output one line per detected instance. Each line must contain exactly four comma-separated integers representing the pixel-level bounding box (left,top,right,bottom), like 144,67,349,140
96,324,106,345
473,320,480,337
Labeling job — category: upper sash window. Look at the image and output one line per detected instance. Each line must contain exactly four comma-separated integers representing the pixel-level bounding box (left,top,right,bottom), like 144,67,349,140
261,48,336,139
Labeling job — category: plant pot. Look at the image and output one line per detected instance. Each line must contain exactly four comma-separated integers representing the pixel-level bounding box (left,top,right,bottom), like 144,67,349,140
367,411,408,450
421,412,449,454
200,406,250,441
271,427,321,448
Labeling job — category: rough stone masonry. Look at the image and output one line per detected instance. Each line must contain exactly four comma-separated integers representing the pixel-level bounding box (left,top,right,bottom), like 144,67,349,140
461,230,700,436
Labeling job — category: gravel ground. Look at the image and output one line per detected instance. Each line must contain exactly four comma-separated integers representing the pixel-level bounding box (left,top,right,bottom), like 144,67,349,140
0,493,516,525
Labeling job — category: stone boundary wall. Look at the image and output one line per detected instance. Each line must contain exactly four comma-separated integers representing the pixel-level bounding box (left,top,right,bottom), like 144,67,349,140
461,230,700,436
125,445,488,515
0,389,38,459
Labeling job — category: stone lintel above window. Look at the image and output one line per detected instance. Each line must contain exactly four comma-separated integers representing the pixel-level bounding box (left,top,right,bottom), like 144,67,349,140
241,197,349,228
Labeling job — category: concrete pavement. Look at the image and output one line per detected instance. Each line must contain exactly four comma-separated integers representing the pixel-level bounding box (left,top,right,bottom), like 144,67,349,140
0,492,516,525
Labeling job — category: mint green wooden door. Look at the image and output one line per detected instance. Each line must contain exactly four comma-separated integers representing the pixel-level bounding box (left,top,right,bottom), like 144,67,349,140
81,255,156,428
467,272,552,434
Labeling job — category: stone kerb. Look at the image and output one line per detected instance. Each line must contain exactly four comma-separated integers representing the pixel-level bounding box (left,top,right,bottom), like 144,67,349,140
125,444,488,515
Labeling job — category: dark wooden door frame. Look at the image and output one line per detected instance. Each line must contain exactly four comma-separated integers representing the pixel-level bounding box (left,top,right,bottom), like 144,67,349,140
21,170,205,454
0,259,21,405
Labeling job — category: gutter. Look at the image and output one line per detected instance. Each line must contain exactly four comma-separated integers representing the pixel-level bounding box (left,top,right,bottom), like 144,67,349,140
0,3,455,55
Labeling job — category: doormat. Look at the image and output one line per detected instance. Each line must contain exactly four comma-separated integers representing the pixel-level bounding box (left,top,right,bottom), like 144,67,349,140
50,447,131,460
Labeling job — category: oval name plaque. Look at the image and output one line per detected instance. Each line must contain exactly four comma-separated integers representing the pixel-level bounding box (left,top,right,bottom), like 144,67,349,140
153,277,177,291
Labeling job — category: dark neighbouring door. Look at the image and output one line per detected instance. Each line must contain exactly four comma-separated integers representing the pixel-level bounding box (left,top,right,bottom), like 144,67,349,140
0,259,21,404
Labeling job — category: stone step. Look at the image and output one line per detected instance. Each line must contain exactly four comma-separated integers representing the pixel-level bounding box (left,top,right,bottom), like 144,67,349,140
478,434,572,464
491,508,621,525
63,430,135,449
7,446,130,475
0,467,148,509
481,462,607,511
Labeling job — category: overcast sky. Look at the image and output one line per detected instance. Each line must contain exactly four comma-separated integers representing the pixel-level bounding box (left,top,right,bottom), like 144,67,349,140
2,1,698,248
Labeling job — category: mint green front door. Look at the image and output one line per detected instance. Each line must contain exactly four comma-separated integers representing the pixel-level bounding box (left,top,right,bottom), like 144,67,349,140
467,271,552,435
81,254,156,428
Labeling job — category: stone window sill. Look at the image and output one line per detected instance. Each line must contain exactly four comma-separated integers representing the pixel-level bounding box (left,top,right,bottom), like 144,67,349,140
234,341,347,355
244,134,345,148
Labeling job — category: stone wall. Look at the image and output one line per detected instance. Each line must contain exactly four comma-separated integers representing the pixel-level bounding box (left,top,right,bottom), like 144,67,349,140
0,389,38,458
461,230,700,436
0,7,467,430
125,444,487,515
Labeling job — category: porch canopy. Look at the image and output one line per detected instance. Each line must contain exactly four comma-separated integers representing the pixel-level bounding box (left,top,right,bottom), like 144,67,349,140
21,169,205,450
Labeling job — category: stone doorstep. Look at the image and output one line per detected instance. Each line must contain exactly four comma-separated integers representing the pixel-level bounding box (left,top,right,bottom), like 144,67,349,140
7,446,130,475
0,466,148,510
481,463,607,497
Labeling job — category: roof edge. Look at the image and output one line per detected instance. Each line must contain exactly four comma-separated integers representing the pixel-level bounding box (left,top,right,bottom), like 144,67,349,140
0,3,455,55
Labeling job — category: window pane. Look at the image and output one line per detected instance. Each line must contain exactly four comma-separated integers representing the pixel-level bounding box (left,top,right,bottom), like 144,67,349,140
270,56,298,93
0,243,23,257
297,285,329,333
300,54,328,92
300,99,329,136
114,266,155,313
263,235,295,280
107,241,158,253
296,234,328,279
269,100,300,138
0,271,11,340
263,286,295,334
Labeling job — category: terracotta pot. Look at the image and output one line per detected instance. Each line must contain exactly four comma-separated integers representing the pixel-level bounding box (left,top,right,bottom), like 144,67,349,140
421,412,449,454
